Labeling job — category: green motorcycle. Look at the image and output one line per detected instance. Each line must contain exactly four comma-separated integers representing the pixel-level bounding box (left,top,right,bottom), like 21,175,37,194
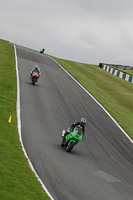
61,126,83,152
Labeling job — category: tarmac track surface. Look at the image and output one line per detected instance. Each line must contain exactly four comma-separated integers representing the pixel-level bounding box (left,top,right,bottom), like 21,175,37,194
16,45,133,200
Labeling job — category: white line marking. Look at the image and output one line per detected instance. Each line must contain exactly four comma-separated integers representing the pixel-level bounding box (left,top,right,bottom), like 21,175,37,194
50,57,133,144
14,44,54,200
94,170,121,182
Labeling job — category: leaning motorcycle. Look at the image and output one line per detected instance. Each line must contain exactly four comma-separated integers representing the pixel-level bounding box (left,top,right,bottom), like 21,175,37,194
31,72,39,85
61,126,83,152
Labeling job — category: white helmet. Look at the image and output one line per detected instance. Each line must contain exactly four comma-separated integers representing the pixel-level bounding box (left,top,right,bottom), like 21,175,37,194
35,65,38,69
80,118,86,126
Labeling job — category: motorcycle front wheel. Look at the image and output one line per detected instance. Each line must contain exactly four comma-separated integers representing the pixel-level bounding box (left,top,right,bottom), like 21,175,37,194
32,78,36,85
66,141,75,152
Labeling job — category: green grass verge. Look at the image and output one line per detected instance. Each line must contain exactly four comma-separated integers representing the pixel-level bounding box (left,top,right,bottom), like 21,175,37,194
50,56,133,140
0,39,51,200
124,70,133,76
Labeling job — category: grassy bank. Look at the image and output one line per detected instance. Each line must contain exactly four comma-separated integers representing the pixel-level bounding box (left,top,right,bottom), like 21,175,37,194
0,39,50,200
50,56,133,140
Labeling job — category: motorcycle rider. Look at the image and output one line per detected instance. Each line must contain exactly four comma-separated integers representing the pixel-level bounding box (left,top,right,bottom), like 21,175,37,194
40,48,45,54
64,118,86,137
30,65,41,78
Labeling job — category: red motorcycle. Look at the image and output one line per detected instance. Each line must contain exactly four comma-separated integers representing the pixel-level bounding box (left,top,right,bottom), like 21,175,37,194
31,72,39,85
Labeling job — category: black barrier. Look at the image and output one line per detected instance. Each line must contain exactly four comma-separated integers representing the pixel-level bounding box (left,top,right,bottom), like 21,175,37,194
99,63,104,68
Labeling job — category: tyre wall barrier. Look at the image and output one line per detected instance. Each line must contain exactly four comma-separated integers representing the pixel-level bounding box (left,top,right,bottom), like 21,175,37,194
99,63,133,83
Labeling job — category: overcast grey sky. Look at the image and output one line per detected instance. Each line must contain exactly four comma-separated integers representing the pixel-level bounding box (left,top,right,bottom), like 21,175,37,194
1,0,133,65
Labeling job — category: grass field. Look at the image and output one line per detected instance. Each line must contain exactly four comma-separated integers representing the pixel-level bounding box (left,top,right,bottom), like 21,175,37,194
0,39,51,200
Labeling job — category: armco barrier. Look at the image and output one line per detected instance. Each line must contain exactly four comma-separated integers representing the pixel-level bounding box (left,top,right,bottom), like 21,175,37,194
99,63,133,83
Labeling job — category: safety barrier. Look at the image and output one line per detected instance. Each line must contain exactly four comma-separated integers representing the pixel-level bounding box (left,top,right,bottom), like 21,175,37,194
99,63,133,83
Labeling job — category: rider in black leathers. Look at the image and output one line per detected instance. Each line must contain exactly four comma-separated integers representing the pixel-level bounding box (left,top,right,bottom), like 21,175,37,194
40,48,45,54
64,118,86,137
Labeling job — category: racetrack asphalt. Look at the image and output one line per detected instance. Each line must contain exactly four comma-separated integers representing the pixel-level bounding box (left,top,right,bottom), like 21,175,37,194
16,44,133,200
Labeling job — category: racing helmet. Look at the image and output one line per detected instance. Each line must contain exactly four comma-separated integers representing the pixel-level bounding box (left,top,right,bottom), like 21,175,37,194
80,118,86,126
35,65,38,69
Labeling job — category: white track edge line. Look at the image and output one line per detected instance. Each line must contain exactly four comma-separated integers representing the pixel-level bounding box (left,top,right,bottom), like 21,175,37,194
14,44,54,200
49,56,133,144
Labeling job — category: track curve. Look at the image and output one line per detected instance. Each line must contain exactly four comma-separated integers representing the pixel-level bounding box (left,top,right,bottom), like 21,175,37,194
16,45,133,200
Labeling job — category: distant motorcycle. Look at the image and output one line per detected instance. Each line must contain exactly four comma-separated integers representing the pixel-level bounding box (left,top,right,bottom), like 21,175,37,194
40,48,45,54
31,72,39,85
61,126,83,152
